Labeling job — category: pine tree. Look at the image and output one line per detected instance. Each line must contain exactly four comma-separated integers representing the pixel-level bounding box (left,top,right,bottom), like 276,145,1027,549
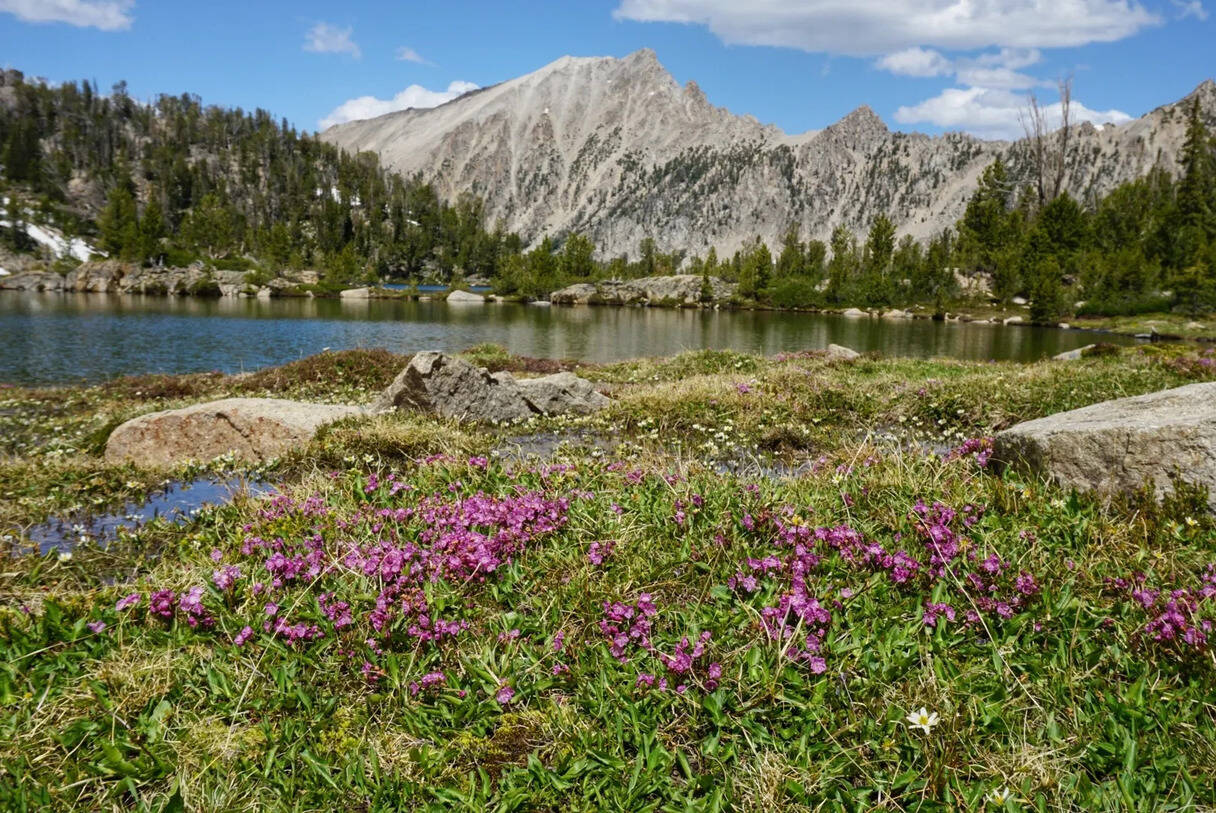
139,198,166,264
775,223,805,278
825,226,858,304
860,215,896,305
97,184,139,259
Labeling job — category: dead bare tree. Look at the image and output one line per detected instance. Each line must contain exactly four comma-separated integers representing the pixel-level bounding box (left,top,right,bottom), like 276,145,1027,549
1020,76,1073,208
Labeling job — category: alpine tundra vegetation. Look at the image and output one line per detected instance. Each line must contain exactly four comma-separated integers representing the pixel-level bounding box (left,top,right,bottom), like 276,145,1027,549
2,343,1215,808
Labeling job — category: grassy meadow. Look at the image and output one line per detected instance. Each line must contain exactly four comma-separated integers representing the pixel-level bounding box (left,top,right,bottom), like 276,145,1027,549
2,343,1215,810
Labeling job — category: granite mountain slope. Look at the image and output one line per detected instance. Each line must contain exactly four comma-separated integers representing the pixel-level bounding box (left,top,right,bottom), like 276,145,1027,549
322,49,1216,256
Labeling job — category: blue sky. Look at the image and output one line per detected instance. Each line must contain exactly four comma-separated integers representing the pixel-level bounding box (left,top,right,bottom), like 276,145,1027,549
0,0,1212,139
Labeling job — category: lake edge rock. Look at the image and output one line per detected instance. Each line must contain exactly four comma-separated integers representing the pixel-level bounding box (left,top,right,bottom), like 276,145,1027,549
993,381,1216,510
105,397,365,467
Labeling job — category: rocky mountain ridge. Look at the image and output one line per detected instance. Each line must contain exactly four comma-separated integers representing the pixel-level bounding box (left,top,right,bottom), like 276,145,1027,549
321,49,1216,257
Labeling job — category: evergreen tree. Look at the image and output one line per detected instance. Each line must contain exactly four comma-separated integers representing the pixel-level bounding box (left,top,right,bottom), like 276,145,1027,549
825,226,858,304
803,240,827,282
859,215,896,305
138,198,166,264
775,224,805,278
559,232,596,280
97,183,139,259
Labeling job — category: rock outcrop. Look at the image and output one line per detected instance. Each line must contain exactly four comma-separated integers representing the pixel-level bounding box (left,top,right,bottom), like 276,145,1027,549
0,263,321,297
825,344,861,360
372,351,609,422
550,275,733,306
105,398,364,466
321,48,1216,258
993,382,1216,509
446,289,486,304
1052,344,1096,361
516,372,610,416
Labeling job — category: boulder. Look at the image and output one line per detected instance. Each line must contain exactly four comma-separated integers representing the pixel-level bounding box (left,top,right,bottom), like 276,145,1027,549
1,271,68,291
446,289,486,304
1011,296,1028,306
1003,316,1024,325
825,343,861,360
372,351,609,422
882,309,910,319
105,398,364,466
340,287,372,299
517,372,611,416
549,283,598,305
841,308,868,318
549,275,734,306
1052,344,1096,361
993,382,1216,510
372,352,535,422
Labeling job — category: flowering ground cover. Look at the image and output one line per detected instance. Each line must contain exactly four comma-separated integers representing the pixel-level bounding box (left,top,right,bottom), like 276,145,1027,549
2,344,1215,809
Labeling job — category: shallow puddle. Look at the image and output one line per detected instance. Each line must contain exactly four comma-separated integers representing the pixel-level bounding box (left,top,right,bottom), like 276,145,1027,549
21,476,274,554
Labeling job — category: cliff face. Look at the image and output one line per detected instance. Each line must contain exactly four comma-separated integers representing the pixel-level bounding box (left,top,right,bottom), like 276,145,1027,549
321,51,1216,256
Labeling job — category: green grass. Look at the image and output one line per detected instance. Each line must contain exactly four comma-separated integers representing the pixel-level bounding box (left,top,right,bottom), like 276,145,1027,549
1,344,1215,810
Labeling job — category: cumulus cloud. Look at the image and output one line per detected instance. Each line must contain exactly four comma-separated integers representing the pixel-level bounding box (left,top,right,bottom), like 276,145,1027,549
877,47,952,77
613,0,1160,54
303,22,361,58
395,46,433,65
1171,0,1208,18
319,80,479,129
616,0,1152,140
0,0,133,30
894,86,1132,140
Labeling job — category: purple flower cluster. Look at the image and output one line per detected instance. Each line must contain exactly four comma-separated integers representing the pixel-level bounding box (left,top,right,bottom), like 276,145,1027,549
1109,566,1216,652
178,586,213,629
599,594,657,661
149,589,176,620
946,436,994,466
588,540,615,566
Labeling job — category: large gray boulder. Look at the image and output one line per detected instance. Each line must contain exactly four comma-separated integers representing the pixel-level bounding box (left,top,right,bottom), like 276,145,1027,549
446,289,486,304
105,398,364,466
994,382,1216,509
372,352,535,422
825,344,861,360
372,351,609,422
517,372,611,416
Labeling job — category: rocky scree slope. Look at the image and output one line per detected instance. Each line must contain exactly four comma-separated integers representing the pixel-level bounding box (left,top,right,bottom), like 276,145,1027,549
321,49,1216,257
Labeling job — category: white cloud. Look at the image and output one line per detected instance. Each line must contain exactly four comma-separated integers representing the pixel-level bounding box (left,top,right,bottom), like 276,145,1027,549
614,0,1160,54
877,47,952,77
396,46,433,65
0,0,133,30
893,86,1132,140
952,65,1043,90
319,80,479,129
1171,0,1208,18
303,22,361,58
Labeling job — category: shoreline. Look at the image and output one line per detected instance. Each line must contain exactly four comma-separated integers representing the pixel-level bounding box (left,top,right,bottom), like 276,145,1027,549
3,284,1211,346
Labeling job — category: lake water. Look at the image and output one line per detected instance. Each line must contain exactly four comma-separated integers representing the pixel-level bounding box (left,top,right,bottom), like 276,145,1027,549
0,292,1136,386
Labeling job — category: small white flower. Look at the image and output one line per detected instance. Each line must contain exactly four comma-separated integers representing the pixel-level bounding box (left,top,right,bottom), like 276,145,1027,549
57,551,73,563
988,787,1012,805
905,707,939,734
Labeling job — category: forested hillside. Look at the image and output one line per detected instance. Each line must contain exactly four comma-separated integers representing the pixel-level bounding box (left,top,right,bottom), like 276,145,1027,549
2,67,1214,319
0,69,519,285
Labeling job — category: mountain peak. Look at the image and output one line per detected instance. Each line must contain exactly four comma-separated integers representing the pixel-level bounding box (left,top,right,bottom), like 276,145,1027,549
322,52,1203,259
623,47,660,66
825,105,888,146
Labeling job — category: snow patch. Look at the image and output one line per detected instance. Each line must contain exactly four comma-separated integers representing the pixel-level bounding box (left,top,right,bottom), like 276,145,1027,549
0,215,102,262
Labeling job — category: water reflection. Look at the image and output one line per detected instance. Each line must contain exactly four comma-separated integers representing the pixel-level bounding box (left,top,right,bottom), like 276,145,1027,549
21,475,274,553
0,292,1136,386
